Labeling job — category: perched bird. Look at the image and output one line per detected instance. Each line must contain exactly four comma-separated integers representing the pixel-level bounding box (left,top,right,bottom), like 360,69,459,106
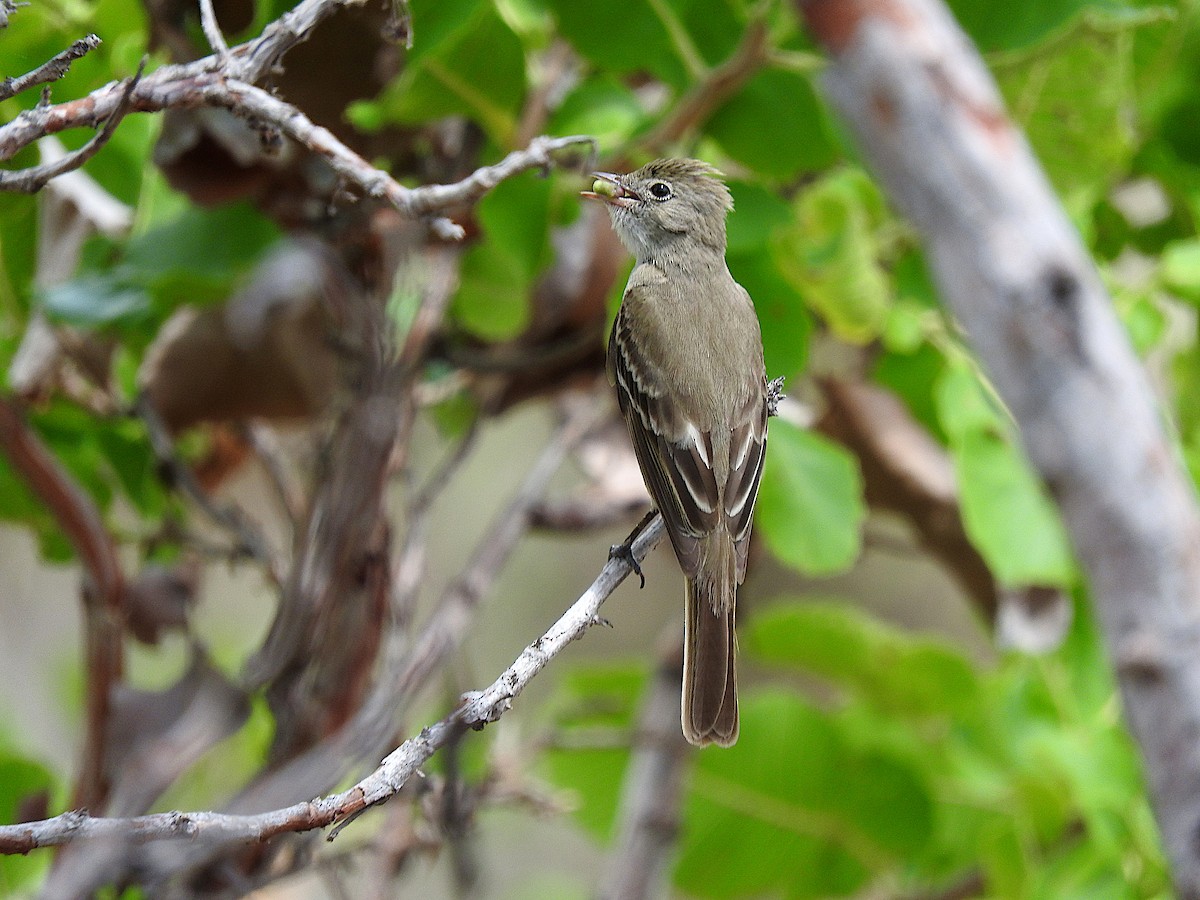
583,159,769,747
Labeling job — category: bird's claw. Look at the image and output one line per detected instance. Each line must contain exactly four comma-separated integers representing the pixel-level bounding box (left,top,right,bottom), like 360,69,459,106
609,541,645,588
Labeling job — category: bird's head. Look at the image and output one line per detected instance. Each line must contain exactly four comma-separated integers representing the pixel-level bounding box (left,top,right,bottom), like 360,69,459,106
582,158,733,264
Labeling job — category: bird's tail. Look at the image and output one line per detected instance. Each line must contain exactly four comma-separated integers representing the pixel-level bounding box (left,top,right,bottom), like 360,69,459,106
682,533,738,747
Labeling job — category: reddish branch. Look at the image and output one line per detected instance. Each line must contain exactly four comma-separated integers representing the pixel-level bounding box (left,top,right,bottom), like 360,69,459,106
0,61,144,193
0,397,124,810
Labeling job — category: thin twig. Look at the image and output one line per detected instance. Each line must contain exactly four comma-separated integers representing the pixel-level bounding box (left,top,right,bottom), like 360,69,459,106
0,34,102,102
197,0,229,58
641,18,770,153
241,421,305,528
380,395,607,715
0,1,30,29
0,515,665,854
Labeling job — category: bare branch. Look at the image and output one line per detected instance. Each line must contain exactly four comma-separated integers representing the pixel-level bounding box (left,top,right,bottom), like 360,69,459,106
0,60,143,193
0,1,31,29
816,377,999,623
0,514,665,854
380,393,608,712
801,0,1200,890
0,0,592,224
196,0,228,59
0,34,101,102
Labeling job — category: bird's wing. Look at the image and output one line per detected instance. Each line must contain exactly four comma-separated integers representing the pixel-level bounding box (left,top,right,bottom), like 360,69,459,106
609,293,725,578
724,375,768,581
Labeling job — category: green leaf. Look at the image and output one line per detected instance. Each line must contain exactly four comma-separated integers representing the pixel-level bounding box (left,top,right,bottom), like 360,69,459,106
872,342,950,444
406,0,486,63
1114,286,1167,355
0,194,38,318
92,419,167,518
370,4,526,142
548,76,646,153
946,0,1098,52
726,181,793,256
995,19,1139,212
450,171,564,340
774,169,890,343
676,693,868,898
476,173,554,279
42,273,151,327
676,691,933,896
541,664,645,840
936,365,1075,587
727,251,812,381
1160,238,1200,303
544,0,687,88
706,69,838,179
0,753,55,892
453,239,532,340
124,202,281,284
744,601,982,717
756,421,864,575
41,203,281,329
956,427,1074,586
429,384,479,438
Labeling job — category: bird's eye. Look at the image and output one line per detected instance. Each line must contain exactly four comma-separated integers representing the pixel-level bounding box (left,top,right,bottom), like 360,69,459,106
648,181,672,200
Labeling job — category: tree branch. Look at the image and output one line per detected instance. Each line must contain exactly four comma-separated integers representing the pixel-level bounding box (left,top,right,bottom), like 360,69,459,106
0,514,665,854
800,0,1200,891
0,60,143,194
642,17,771,153
0,396,125,810
0,33,101,102
196,0,228,59
816,376,1000,623
0,0,593,222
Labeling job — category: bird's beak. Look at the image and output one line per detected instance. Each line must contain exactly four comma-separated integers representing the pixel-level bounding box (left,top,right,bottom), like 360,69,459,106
581,171,641,209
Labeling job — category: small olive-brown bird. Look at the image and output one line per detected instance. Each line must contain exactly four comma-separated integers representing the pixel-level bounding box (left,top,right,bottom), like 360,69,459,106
583,159,769,746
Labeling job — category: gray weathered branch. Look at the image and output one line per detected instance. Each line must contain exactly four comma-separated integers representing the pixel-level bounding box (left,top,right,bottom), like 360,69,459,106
799,0,1200,893
0,0,593,228
0,510,664,855
0,33,101,101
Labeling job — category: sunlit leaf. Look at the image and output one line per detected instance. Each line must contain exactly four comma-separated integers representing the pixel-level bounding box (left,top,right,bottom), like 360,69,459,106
0,753,55,891
774,169,890,343
366,4,526,142
936,365,1075,587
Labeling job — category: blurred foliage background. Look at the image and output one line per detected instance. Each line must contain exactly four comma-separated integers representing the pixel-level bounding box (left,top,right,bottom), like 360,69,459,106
2,0,1199,896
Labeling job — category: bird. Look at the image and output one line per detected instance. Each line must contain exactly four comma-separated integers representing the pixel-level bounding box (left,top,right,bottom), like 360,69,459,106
583,158,769,747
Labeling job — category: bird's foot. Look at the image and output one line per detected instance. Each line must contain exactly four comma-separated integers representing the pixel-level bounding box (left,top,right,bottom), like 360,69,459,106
609,508,656,589
609,540,645,589
767,376,787,418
